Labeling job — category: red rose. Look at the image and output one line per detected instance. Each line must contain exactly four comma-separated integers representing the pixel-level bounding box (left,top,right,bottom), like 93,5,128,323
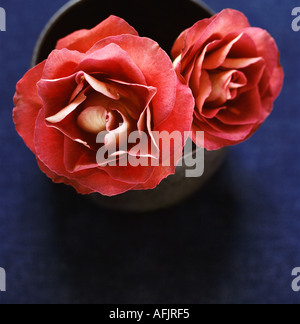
13,16,194,196
172,9,284,150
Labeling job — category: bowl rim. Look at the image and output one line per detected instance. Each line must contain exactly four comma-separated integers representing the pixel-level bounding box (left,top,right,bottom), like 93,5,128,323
31,0,214,67
31,0,81,67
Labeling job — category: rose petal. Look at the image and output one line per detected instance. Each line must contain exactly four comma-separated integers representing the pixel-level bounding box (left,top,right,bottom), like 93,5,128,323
182,9,250,62
203,33,244,70
105,79,157,121
206,70,247,106
194,70,212,117
190,48,206,95
260,86,276,118
45,89,87,124
137,106,159,159
42,49,85,80
260,65,284,116
267,61,284,99
222,57,263,69
181,39,219,85
133,164,175,191
56,15,139,53
195,116,254,142
155,79,195,166
171,28,189,60
244,27,280,77
201,106,227,119
239,59,265,93
35,109,94,175
75,170,136,197
38,74,79,120
87,35,177,127
223,31,258,59
13,61,45,153
216,88,263,125
246,27,284,99
101,162,155,185
83,73,121,100
39,151,135,197
34,109,67,175
64,137,98,173
45,92,101,150
192,123,239,151
37,158,94,195
77,43,146,85
200,9,250,41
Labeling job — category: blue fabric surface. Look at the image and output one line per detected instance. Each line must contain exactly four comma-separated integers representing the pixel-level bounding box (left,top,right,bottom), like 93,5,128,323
0,0,300,304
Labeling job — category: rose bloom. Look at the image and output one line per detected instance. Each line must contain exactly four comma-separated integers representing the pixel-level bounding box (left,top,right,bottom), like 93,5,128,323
13,16,194,196
172,9,284,150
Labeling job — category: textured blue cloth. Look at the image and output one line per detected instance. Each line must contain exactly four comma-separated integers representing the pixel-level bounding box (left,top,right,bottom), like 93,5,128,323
0,0,300,304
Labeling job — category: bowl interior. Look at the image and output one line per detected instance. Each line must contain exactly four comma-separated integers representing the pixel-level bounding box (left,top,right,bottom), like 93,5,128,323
32,0,213,65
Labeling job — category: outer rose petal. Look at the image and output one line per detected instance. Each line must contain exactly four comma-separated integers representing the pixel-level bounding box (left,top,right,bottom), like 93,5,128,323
179,9,250,61
37,74,78,119
193,126,237,151
216,89,263,126
56,15,139,53
37,158,94,195
13,61,45,153
243,27,284,98
75,170,136,197
171,29,189,59
34,109,66,176
155,79,194,163
77,43,146,85
133,164,175,191
38,156,135,197
42,49,85,80
63,137,98,173
171,18,211,59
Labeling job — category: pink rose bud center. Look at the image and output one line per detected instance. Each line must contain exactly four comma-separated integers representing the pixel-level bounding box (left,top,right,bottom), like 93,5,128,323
77,106,108,134
207,70,247,105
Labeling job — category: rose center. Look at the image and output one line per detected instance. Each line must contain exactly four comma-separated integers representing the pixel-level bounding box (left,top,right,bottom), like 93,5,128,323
77,106,108,134
206,70,247,105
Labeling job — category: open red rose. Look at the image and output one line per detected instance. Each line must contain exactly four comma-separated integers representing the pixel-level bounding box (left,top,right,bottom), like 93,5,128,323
172,9,284,150
13,16,194,196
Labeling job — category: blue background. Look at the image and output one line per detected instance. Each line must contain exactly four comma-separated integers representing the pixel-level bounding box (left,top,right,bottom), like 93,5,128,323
0,0,300,304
